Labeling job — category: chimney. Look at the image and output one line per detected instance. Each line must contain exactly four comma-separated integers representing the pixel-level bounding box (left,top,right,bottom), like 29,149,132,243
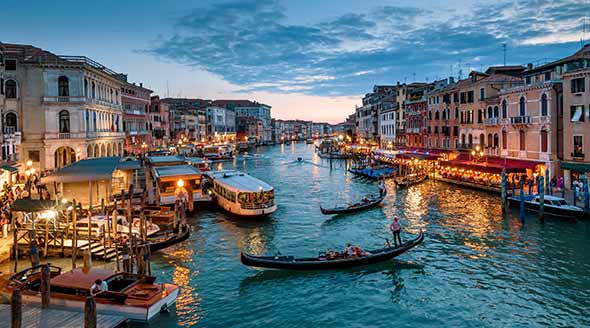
140,82,143,88
527,63,533,70
449,76,455,84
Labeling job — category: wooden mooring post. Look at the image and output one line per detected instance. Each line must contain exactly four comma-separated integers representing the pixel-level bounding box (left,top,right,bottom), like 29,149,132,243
11,289,21,328
519,178,525,222
41,264,50,309
501,170,507,214
72,199,78,269
538,175,545,221
84,296,97,328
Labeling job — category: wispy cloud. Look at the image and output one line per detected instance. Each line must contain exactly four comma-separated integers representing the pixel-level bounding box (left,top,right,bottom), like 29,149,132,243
148,0,590,97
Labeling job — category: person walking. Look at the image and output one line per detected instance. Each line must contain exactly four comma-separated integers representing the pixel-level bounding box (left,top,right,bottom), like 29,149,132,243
389,216,402,247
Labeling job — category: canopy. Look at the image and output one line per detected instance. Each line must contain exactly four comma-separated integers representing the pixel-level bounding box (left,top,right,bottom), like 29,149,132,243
41,157,121,184
561,161,590,172
146,155,186,166
153,165,202,179
11,199,61,212
0,164,18,173
440,157,539,174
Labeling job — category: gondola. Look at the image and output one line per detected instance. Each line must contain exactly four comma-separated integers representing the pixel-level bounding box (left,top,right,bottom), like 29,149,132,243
147,223,191,252
320,190,387,215
241,231,424,270
348,166,397,179
394,173,428,187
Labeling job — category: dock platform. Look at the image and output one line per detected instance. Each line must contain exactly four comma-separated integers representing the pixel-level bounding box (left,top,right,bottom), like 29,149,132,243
0,304,127,328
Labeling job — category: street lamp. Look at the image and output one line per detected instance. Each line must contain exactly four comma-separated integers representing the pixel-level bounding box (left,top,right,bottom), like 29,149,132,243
177,179,185,188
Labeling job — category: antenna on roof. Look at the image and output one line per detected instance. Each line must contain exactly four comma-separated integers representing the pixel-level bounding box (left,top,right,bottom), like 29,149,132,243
166,80,170,98
502,43,507,66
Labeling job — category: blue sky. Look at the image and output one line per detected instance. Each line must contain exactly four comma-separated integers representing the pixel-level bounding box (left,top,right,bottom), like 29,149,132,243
3,0,590,122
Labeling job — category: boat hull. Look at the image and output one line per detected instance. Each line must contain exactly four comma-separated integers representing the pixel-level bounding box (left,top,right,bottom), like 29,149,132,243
320,191,386,215
507,197,586,219
148,224,191,252
241,232,424,270
215,195,277,217
20,287,179,322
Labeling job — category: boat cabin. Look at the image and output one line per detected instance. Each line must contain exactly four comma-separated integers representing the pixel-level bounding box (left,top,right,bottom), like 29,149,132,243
145,155,187,167
186,157,211,171
149,165,209,205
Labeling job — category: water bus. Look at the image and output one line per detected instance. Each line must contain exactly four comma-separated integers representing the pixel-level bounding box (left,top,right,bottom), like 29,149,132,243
186,157,211,171
206,170,276,217
7,266,179,322
149,165,210,206
203,144,235,161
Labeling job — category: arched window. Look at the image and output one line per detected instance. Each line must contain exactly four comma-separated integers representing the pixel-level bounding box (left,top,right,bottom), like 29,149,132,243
487,106,493,118
502,100,507,118
59,110,70,133
435,111,440,120
477,109,483,123
428,111,432,120
487,133,493,147
5,113,17,130
493,106,499,118
541,94,548,116
455,107,459,119
479,133,485,147
5,80,17,98
519,96,526,116
84,79,88,97
91,82,96,99
493,133,499,148
468,134,473,147
541,129,548,152
461,134,466,147
58,76,69,97
519,130,525,150
502,131,507,149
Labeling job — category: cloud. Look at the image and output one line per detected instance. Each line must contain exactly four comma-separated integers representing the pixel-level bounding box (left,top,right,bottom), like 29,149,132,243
148,0,590,98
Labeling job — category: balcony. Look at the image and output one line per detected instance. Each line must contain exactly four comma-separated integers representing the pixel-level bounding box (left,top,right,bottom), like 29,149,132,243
571,152,585,160
86,131,126,138
3,126,18,135
510,116,532,125
43,96,86,103
484,117,500,126
58,133,71,139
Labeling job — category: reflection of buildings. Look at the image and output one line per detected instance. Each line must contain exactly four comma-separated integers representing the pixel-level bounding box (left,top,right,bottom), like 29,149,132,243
2,43,126,171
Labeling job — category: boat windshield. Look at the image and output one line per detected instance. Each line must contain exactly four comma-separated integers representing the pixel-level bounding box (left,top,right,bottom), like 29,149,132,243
557,200,568,206
238,190,275,209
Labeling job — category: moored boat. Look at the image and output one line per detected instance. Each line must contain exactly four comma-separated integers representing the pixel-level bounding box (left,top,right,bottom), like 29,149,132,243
394,173,428,187
147,223,191,252
507,194,586,219
203,145,235,161
320,190,386,215
7,265,179,322
349,166,397,179
241,231,424,270
206,170,276,217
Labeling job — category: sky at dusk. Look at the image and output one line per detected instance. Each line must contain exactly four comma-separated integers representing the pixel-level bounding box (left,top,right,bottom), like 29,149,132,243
3,0,590,123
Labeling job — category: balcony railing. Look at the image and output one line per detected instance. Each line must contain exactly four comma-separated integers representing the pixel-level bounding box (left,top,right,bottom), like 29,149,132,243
43,96,122,110
3,126,17,135
510,116,532,125
571,152,585,160
58,133,71,139
484,117,500,126
86,131,125,138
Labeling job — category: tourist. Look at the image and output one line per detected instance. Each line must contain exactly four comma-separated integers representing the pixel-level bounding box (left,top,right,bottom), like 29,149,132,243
0,211,8,238
90,279,109,295
557,176,564,191
344,243,354,257
528,176,534,195
551,176,557,193
389,216,402,247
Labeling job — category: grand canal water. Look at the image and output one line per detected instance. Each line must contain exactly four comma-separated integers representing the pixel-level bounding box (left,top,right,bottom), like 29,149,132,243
23,143,590,327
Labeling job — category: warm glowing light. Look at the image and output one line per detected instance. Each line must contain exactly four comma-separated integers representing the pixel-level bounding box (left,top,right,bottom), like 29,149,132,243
61,198,68,204
475,145,480,151
25,169,31,177
26,160,33,167
471,151,476,156
177,179,185,188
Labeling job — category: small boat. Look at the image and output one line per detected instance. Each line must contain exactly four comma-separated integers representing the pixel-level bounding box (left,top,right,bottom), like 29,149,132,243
7,265,179,322
147,223,191,252
306,139,314,144
241,231,424,270
348,166,397,179
318,152,349,159
74,215,160,238
394,173,428,187
320,190,387,215
507,194,586,219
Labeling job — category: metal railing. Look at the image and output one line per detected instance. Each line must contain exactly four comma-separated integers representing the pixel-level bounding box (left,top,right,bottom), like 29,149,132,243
58,133,71,139
484,117,500,126
571,152,585,160
510,116,532,125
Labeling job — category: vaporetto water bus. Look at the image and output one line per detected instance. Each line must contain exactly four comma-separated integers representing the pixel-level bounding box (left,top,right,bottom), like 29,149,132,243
206,170,276,217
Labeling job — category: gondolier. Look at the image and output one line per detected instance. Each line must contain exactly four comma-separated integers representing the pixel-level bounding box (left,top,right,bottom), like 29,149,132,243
389,216,402,247
379,180,386,197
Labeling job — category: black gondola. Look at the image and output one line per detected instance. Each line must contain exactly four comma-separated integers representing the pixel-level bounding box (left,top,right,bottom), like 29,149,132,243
394,173,428,187
240,231,424,270
147,223,191,252
320,190,387,215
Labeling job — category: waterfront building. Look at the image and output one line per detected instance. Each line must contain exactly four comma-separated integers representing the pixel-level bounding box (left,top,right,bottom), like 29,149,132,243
206,106,236,142
118,76,152,155
378,107,396,149
426,78,457,150
405,84,431,148
148,95,170,147
212,100,272,143
0,42,20,163
237,116,263,143
334,114,356,140
355,85,396,145
562,68,590,187
311,122,333,139
394,82,430,147
2,44,126,171
162,98,210,142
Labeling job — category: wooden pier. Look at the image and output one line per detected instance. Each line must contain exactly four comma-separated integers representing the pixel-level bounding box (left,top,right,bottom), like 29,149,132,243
0,304,127,328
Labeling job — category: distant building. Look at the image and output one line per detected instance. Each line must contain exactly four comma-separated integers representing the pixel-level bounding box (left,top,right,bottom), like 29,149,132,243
237,116,263,142
211,100,272,142
356,85,396,145
148,95,170,147
117,75,152,155
161,98,210,142
206,106,236,142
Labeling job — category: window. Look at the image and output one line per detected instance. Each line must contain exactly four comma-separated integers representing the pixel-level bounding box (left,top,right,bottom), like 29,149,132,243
571,78,585,93
502,131,507,149
519,130,525,151
5,113,17,130
28,150,40,162
5,59,16,71
453,126,459,137
480,88,485,100
468,134,473,146
477,110,483,123
494,133,499,148
519,97,526,116
91,82,96,99
58,76,69,97
435,111,439,120
493,106,499,118
467,91,474,103
574,135,583,155
544,72,551,81
541,94,548,116
454,108,458,119
5,80,16,98
525,76,531,85
541,130,548,152
480,133,485,147
570,105,585,122
0,78,3,95
460,92,466,104
59,110,70,133
502,100,507,118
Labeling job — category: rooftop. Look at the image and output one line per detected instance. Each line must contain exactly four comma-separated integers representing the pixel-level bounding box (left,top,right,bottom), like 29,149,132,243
207,170,273,192
153,165,202,178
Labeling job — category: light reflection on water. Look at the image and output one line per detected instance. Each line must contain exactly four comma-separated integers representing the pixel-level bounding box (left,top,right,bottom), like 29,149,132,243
3,143,589,327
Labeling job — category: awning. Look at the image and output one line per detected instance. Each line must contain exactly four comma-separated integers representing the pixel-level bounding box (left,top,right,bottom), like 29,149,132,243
0,165,18,173
11,199,61,212
41,157,120,184
561,161,590,172
440,157,540,174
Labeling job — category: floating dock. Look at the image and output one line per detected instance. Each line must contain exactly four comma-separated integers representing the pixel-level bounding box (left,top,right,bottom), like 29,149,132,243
0,304,127,328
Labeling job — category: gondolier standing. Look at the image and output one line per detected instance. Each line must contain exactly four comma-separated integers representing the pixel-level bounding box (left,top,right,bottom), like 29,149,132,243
389,216,402,247
379,180,386,197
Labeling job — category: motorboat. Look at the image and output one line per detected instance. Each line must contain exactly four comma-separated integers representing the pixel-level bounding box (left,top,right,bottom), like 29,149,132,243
507,194,586,219
7,265,179,322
